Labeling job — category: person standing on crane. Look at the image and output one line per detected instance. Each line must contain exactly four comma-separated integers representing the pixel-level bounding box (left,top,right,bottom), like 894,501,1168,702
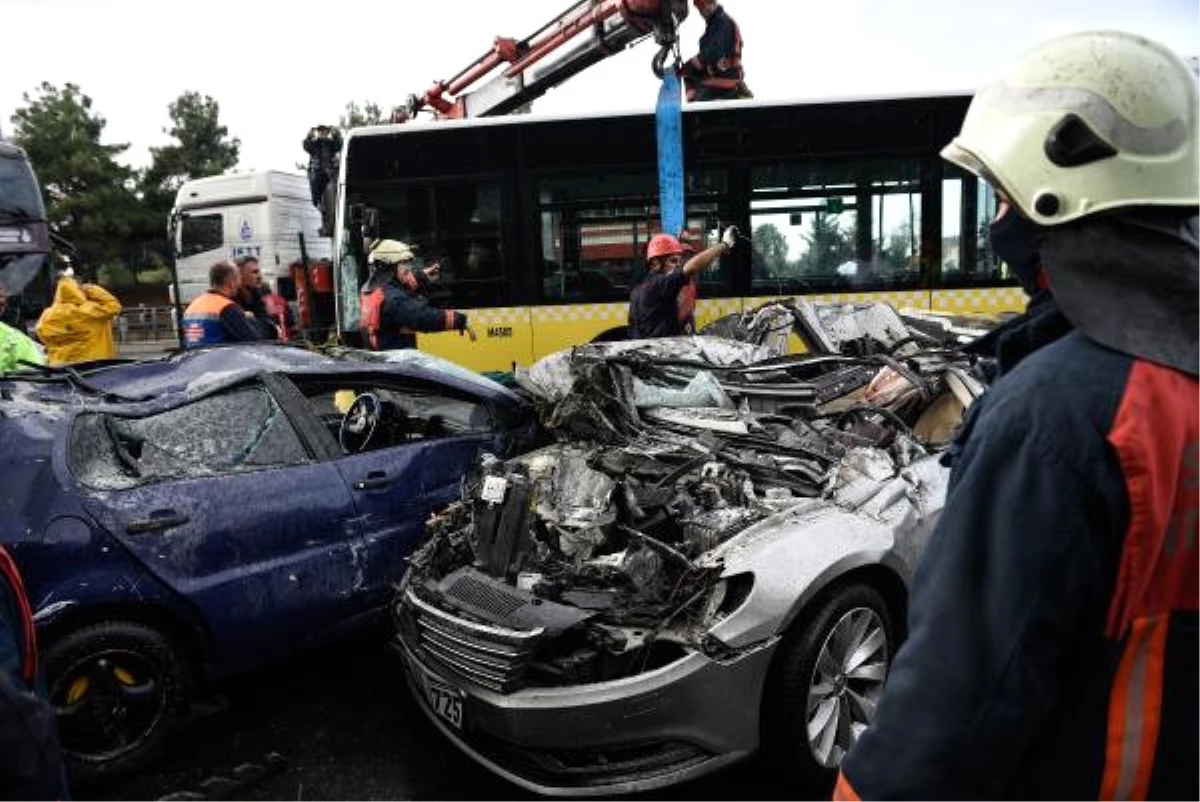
358,239,475,350
629,227,736,339
303,125,342,235
678,0,750,102
836,30,1198,800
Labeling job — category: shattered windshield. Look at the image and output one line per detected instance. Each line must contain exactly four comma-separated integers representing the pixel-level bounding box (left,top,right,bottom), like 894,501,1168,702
70,385,311,490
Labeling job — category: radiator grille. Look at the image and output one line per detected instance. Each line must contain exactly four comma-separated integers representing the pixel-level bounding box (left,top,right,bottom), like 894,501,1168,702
405,587,541,693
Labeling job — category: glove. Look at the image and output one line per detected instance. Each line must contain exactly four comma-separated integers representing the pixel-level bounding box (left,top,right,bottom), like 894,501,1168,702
453,311,468,332
722,225,739,251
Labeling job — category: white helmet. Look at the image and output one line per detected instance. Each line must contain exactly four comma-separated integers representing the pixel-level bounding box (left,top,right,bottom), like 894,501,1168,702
368,239,415,266
942,30,1198,226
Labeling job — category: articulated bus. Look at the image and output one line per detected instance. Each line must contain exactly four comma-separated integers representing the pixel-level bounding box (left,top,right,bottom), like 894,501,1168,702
331,92,1023,373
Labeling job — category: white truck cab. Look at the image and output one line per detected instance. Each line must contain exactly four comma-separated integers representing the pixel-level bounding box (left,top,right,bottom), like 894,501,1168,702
170,171,331,303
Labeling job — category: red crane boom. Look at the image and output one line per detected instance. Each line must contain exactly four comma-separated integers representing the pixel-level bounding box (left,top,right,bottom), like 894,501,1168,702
397,0,688,122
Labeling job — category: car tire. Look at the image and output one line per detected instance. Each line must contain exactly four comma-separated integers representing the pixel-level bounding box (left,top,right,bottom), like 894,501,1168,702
762,583,893,786
42,620,192,786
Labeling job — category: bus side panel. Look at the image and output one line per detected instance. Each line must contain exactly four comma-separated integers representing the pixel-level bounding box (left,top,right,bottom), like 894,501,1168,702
418,306,534,373
530,302,628,363
931,286,1027,315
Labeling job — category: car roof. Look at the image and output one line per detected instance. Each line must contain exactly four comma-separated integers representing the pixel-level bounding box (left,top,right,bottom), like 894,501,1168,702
2,344,522,409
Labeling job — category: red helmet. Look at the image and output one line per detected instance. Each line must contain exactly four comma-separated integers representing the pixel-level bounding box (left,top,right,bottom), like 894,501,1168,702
646,233,684,260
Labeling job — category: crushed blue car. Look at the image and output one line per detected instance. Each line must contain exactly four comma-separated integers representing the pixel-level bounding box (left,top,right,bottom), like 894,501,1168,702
0,342,534,783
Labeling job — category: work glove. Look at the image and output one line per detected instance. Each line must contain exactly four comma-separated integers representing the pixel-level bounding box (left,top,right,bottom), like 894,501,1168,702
453,311,468,332
722,225,739,251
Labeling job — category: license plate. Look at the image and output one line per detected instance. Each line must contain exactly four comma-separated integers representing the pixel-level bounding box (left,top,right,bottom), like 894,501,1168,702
419,666,464,730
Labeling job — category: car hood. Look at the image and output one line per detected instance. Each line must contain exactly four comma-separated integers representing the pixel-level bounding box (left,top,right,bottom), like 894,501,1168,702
398,300,990,690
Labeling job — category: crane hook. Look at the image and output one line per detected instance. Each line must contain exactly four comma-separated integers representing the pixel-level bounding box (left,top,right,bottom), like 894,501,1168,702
652,44,676,79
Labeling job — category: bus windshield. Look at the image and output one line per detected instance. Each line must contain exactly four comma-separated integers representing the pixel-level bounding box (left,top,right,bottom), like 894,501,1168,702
0,147,46,220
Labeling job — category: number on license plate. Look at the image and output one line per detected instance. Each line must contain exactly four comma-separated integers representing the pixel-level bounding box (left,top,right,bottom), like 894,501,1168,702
423,672,463,729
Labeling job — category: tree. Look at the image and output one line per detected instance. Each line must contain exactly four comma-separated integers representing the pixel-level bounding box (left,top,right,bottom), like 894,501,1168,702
338,101,388,129
799,213,853,275
10,82,142,269
141,92,240,210
751,223,789,281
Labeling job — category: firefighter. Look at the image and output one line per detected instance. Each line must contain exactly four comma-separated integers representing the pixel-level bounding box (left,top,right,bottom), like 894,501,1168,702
358,239,474,350
0,545,70,798
837,30,1198,800
678,0,750,102
629,227,736,339
181,260,267,348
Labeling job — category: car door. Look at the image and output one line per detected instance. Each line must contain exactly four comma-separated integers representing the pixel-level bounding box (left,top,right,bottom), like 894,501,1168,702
293,378,499,608
69,382,366,676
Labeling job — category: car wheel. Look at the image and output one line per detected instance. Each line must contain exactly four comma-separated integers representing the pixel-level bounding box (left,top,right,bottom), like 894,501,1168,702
43,620,192,785
763,584,893,785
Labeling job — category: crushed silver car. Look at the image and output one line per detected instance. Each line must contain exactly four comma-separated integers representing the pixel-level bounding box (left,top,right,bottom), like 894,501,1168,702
393,300,989,796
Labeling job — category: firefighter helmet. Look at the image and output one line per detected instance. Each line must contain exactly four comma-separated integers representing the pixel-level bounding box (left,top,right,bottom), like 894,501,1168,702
646,233,685,260
368,239,416,266
941,30,1198,226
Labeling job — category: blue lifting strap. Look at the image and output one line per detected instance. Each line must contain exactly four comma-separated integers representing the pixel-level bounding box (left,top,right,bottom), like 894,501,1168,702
656,71,685,238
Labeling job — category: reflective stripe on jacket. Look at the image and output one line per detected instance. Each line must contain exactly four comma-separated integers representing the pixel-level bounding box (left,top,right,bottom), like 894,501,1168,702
838,331,1198,799
182,292,236,347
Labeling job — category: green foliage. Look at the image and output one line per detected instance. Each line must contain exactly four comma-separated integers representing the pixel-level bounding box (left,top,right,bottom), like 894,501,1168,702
339,101,388,129
137,266,172,285
141,92,240,213
10,82,141,267
799,213,853,275
98,261,136,287
751,222,789,279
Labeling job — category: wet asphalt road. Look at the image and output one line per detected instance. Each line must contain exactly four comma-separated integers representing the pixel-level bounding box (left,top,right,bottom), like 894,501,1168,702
88,631,831,801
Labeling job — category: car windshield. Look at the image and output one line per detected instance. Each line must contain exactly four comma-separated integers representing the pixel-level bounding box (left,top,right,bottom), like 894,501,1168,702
69,385,311,490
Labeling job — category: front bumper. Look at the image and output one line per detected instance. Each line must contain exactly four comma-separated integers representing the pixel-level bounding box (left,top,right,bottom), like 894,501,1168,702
394,622,778,797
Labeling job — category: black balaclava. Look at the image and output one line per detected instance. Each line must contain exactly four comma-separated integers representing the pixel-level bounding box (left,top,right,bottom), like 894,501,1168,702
988,208,1043,295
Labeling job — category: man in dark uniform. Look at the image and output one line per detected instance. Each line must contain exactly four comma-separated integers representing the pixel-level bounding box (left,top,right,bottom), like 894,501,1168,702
234,256,279,340
679,0,749,102
358,239,475,350
628,226,736,339
837,30,1198,801
302,125,343,235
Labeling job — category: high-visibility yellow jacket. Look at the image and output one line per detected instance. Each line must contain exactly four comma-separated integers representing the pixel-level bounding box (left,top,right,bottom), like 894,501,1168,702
0,322,44,371
35,278,122,364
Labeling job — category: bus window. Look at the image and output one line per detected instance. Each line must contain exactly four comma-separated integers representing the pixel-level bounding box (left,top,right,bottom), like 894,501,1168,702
180,213,223,258
940,168,1009,289
750,159,924,294
538,170,733,304
351,178,508,310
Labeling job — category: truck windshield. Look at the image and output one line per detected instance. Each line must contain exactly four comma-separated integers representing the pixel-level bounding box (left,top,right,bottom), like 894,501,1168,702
0,151,46,219
179,213,223,257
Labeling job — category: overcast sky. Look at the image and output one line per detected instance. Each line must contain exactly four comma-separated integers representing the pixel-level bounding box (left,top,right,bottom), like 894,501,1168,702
2,0,1196,172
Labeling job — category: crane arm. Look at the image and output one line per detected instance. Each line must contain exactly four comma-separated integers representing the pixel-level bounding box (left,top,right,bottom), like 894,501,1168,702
398,0,688,122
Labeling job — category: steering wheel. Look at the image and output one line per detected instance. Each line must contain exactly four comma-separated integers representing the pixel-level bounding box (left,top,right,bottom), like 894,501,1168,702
339,392,383,453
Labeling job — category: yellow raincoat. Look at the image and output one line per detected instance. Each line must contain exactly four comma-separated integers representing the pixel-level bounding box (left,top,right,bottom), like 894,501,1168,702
35,278,123,364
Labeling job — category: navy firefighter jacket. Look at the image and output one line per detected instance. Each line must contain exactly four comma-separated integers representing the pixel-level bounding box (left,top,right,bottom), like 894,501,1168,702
839,330,1199,799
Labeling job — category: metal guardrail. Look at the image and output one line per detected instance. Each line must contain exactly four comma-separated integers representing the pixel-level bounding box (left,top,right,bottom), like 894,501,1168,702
113,305,177,343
